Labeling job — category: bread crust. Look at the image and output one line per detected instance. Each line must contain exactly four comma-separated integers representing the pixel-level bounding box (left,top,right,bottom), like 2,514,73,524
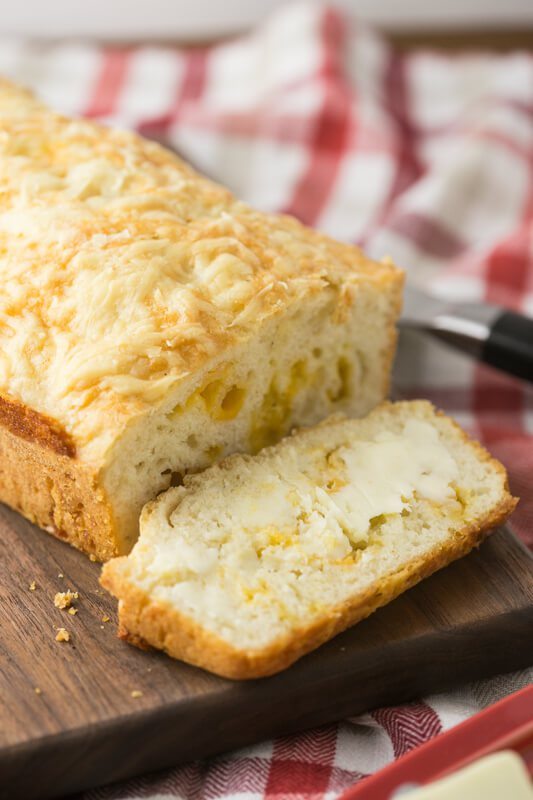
0,393,75,457
100,409,517,679
0,422,119,561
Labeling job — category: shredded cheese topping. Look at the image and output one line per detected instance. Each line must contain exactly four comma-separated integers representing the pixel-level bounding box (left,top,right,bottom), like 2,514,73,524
0,80,398,460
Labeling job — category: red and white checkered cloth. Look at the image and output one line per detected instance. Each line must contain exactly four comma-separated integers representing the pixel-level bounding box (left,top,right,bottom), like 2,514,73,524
2,4,532,798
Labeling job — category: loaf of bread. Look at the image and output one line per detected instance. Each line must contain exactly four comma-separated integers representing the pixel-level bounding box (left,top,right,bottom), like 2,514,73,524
101,401,517,679
0,80,402,560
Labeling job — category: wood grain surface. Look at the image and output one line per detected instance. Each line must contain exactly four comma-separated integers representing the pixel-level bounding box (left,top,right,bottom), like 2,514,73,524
0,504,532,800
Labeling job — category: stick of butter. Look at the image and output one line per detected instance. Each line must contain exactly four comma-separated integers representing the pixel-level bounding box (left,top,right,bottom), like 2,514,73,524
402,751,532,800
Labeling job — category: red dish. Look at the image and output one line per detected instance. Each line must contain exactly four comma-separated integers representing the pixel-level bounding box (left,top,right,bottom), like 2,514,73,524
341,684,533,800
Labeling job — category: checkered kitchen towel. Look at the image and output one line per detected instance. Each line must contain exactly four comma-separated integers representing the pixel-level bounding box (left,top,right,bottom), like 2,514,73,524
2,3,532,798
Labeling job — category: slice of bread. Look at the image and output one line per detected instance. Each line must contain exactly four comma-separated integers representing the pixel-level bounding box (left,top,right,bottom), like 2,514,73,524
101,401,517,679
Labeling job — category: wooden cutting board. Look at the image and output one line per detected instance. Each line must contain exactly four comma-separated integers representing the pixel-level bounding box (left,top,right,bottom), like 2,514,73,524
1,504,532,800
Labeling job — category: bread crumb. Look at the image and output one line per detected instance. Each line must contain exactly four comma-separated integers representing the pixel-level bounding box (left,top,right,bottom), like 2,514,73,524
89,554,97,562
29,581,36,591
58,573,64,579
34,687,42,695
54,590,78,609
101,615,110,623
68,607,78,616
131,690,143,698
55,628,70,643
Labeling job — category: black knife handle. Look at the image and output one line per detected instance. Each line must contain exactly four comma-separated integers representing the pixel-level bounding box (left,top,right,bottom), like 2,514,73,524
483,311,533,383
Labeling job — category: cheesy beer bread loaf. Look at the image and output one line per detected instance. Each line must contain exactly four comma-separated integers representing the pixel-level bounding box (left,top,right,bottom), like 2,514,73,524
0,80,402,559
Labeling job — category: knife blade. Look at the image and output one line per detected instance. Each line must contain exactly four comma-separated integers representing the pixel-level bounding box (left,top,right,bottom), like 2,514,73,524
400,285,533,383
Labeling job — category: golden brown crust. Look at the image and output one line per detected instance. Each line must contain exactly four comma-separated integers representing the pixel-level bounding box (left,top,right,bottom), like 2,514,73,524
101,449,517,680
0,393,75,457
117,620,154,652
0,422,120,561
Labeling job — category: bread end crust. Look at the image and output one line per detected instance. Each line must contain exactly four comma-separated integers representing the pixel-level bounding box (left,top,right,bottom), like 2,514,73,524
0,420,121,561
0,393,76,457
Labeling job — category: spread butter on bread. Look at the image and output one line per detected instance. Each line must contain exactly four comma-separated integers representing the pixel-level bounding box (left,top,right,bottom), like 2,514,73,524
101,401,517,678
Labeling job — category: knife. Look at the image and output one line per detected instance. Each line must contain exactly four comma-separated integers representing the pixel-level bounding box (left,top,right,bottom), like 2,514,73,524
400,285,533,383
